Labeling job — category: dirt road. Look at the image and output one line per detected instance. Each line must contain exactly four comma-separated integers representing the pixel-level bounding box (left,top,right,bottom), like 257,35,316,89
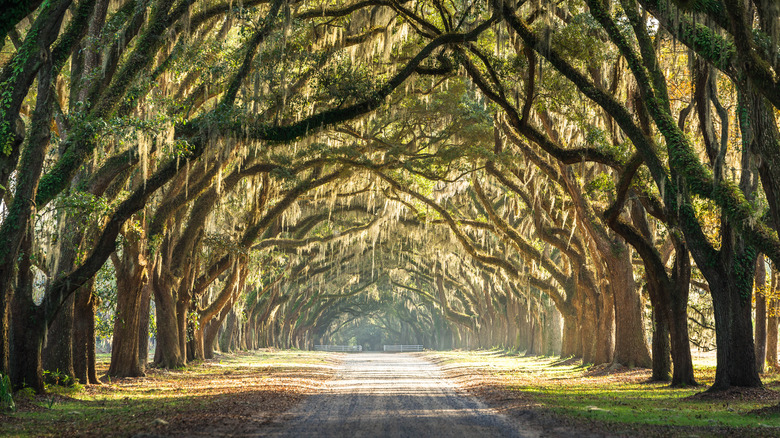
262,352,537,437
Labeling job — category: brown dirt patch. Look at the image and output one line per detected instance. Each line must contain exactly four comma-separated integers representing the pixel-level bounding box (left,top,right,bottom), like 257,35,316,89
1,351,339,437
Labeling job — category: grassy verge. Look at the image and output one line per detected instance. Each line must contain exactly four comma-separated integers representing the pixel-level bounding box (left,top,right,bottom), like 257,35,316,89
423,350,780,436
0,350,339,437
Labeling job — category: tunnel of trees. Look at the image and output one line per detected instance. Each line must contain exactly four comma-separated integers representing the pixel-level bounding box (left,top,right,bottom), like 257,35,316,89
0,0,779,396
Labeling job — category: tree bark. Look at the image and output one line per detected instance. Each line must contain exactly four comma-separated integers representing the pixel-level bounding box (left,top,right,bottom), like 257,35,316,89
11,232,47,392
611,251,652,368
580,298,598,364
73,280,100,384
650,301,671,382
195,260,245,359
755,254,767,373
768,270,779,370
204,303,233,359
43,293,75,381
152,263,184,368
108,230,148,378
561,313,580,358
668,245,696,386
546,304,562,356
594,290,614,365
624,198,695,385
709,276,761,389
706,236,761,390
1,53,55,386
203,277,243,358
177,292,190,361
138,283,152,369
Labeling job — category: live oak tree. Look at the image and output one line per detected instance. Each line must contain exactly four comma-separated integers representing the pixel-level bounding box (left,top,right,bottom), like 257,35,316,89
1,0,777,395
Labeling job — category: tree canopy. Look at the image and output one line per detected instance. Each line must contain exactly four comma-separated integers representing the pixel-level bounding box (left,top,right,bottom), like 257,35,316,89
0,0,779,394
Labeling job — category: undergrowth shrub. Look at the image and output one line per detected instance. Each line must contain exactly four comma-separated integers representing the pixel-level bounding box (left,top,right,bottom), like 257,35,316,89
43,369,74,387
0,373,14,411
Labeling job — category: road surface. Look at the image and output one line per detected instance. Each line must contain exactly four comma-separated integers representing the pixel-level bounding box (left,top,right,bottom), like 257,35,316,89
262,352,537,437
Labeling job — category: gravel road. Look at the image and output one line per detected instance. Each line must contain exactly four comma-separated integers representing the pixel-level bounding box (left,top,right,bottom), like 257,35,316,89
261,352,538,437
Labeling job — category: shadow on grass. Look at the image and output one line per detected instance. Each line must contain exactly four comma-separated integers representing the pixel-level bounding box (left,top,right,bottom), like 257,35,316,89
2,385,304,438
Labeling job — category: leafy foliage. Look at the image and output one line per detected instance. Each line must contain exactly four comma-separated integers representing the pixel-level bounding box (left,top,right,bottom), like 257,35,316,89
0,373,14,412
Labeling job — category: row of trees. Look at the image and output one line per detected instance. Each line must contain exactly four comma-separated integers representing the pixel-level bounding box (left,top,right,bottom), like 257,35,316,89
0,0,778,394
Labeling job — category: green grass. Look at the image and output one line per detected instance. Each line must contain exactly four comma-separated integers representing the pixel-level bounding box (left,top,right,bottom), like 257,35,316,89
6,349,779,436
525,381,779,428
426,350,780,433
0,350,340,437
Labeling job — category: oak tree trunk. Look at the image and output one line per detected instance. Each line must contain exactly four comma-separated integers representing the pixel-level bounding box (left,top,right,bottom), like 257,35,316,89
706,237,761,390
611,252,652,368
768,270,779,370
594,291,614,365
152,267,184,368
108,239,148,378
755,254,767,373
73,281,100,384
650,303,671,382
138,283,152,369
561,313,580,358
10,233,46,392
43,293,75,381
668,248,696,386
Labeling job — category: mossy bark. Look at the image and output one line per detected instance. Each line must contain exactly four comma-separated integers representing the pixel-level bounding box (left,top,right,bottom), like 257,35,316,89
3,58,55,390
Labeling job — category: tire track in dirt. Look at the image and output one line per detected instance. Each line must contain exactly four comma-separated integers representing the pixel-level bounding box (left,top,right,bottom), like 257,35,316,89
261,352,539,437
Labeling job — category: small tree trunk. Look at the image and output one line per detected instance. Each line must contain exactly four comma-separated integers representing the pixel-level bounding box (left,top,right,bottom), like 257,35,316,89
669,303,695,386
189,326,205,361
767,299,779,370
203,320,221,359
73,280,101,384
755,254,767,373
249,317,259,350
768,269,779,370
669,247,696,386
0,288,10,378
177,295,190,362
524,314,537,356
204,301,236,359
580,299,598,363
221,311,237,352
650,304,671,382
152,269,184,368
138,283,152,369
87,305,100,385
529,312,543,355
73,285,90,385
547,305,562,356
517,307,529,352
